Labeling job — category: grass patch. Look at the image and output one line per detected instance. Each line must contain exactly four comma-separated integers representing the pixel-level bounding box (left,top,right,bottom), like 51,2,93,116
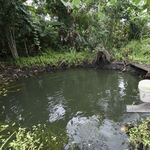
113,38,150,64
11,48,95,68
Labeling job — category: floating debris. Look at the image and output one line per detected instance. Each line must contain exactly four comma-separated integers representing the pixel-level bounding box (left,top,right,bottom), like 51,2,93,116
120,126,128,131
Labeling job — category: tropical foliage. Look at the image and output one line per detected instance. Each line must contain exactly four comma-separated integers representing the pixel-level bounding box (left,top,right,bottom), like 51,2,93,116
1,0,150,149
0,0,150,60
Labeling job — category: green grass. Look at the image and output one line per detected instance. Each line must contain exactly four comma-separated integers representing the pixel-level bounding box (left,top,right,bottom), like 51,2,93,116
12,48,95,68
113,38,150,64
5,38,150,68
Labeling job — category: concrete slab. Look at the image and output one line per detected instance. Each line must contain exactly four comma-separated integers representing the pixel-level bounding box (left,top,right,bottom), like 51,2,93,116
126,105,150,112
130,63,150,72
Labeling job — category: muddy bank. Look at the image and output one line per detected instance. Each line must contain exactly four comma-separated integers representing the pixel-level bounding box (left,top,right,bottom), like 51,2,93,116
0,61,93,85
0,61,149,86
98,61,148,75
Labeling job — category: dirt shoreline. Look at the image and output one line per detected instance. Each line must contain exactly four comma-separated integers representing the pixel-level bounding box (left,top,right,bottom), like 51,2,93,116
0,61,148,86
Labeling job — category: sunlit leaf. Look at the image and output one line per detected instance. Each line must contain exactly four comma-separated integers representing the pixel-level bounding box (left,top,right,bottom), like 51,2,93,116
112,0,117,3
12,123,15,126
34,38,40,45
61,0,72,9
98,3,104,20
106,2,111,6
40,33,46,37
134,0,142,4
72,0,81,7
147,0,150,5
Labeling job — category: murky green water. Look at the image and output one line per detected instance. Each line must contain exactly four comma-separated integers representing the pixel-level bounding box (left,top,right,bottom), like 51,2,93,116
0,68,145,149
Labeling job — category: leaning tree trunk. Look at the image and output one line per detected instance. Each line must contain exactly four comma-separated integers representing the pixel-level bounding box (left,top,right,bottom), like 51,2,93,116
5,26,19,59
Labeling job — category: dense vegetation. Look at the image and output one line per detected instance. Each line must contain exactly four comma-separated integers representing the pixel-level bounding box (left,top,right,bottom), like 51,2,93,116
1,0,150,149
1,0,150,65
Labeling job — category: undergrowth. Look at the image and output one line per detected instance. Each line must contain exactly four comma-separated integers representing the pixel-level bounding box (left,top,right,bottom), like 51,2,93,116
11,48,95,68
113,38,150,64
128,116,150,150
4,38,150,68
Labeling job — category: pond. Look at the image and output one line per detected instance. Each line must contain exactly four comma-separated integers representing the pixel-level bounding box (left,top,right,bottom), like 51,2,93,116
0,68,145,149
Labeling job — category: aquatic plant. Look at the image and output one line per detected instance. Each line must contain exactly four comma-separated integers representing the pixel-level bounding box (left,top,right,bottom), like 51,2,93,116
127,116,150,149
0,88,8,97
0,123,68,150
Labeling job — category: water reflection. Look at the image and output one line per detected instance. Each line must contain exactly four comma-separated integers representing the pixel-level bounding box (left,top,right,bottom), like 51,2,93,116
48,104,66,122
66,115,127,150
0,68,141,149
118,77,126,97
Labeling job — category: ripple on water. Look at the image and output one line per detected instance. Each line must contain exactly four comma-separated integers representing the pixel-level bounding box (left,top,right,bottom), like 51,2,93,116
0,68,142,149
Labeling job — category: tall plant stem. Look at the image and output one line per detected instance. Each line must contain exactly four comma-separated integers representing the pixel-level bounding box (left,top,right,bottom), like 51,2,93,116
5,25,19,59
23,34,29,57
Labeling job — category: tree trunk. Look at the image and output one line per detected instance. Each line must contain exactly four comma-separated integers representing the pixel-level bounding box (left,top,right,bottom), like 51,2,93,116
109,13,114,46
87,20,91,40
5,26,19,59
23,34,29,57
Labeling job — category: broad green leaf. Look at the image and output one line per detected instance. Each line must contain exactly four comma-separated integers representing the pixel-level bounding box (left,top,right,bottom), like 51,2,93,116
98,3,104,20
98,3,102,11
98,12,104,20
112,0,117,3
72,0,81,7
61,0,72,9
143,3,149,9
134,0,142,4
106,2,111,7
84,0,92,4
147,0,150,5
40,33,46,37
34,38,40,45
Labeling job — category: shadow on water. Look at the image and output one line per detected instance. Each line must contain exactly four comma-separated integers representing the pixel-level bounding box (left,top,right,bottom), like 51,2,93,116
0,68,146,149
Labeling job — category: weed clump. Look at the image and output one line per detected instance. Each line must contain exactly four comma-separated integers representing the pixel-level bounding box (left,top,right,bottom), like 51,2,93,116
128,116,150,150
12,47,95,68
0,123,68,150
113,38,150,63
